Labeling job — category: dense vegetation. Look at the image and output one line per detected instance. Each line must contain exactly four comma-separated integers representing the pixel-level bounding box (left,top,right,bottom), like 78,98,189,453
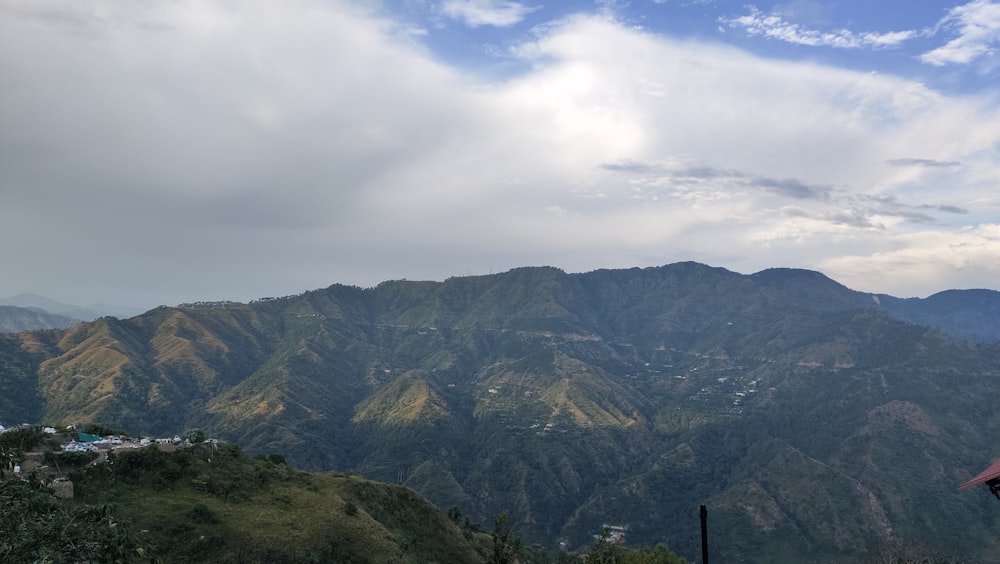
2,263,1000,562
2,434,690,563
1,478,152,563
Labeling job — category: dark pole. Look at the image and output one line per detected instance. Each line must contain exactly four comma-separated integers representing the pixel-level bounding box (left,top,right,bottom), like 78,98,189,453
700,504,709,564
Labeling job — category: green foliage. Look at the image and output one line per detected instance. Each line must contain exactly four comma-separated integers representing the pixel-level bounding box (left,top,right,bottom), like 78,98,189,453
82,422,122,436
254,452,287,466
0,480,153,563
65,443,490,563
0,425,45,451
491,511,522,564
350,479,487,562
585,528,686,564
88,442,290,504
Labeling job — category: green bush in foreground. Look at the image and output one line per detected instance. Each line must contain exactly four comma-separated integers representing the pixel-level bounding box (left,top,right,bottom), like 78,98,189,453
0,479,153,563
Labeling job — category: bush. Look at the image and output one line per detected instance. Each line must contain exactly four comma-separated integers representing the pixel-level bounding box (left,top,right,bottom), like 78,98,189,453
81,423,121,437
0,426,44,451
0,480,153,562
187,503,218,524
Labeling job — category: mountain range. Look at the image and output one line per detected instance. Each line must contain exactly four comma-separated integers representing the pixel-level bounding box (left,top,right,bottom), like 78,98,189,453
0,305,80,333
1,262,999,562
0,293,145,327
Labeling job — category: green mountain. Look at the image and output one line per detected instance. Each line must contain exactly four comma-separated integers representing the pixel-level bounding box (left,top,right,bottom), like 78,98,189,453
750,267,1000,343
878,288,1000,343
2,262,1000,562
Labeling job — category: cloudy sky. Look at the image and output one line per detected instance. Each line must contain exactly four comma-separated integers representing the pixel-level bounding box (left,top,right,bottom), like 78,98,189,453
2,0,999,311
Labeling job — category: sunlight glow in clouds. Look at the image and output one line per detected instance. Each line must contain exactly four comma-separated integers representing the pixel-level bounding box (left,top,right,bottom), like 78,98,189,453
1,0,999,307
821,224,1000,296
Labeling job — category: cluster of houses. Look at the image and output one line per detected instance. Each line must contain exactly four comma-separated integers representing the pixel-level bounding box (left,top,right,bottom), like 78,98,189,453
2,423,218,499
62,433,186,452
0,422,213,457
60,432,194,453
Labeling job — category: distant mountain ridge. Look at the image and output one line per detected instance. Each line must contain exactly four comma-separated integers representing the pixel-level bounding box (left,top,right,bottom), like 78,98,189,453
750,267,1000,342
0,293,144,321
0,305,80,333
877,288,1000,343
2,262,1000,562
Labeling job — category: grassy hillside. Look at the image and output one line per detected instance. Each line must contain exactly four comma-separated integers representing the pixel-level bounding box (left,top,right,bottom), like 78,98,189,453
64,442,491,563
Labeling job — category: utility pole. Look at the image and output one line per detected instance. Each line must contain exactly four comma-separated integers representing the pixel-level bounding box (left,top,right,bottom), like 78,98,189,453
700,504,709,564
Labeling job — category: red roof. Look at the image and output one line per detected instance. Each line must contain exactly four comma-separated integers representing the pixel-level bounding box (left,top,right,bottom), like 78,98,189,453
959,460,1000,490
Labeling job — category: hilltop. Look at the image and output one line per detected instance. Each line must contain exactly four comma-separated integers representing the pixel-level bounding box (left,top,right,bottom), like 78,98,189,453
0,425,492,563
2,424,687,563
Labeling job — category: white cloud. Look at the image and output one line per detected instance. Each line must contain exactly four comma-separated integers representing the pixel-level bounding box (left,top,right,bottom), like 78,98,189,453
920,0,1000,65
497,16,1000,290
721,5,917,49
819,224,1000,296
1,2,999,306
439,0,538,28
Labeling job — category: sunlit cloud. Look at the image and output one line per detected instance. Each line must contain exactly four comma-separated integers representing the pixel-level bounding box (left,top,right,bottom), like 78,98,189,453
721,5,917,49
439,0,538,28
820,224,1000,296
920,0,1000,66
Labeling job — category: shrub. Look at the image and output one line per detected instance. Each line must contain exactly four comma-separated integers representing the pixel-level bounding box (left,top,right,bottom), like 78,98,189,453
187,503,218,524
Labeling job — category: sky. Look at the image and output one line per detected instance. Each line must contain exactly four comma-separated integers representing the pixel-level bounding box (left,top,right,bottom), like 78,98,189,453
1,0,999,312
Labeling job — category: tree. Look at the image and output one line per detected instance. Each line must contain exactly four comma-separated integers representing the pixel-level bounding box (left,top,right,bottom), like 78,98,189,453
183,429,206,444
0,426,44,452
587,527,687,564
491,511,522,564
81,423,122,437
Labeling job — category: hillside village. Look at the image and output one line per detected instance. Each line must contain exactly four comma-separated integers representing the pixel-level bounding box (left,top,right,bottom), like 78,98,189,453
1,422,218,489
